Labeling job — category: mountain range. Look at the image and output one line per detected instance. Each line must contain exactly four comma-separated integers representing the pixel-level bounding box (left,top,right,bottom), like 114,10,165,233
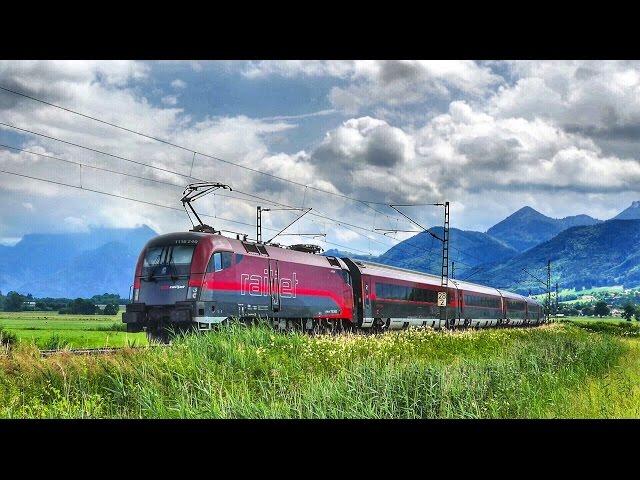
2,201,640,298
326,201,640,294
0,226,156,298
486,206,601,252
376,227,518,272
473,219,640,292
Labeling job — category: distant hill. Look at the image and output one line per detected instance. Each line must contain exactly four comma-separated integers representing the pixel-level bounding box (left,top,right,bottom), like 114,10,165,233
613,201,640,220
322,248,378,262
0,226,156,298
21,241,141,298
377,227,518,275
486,206,601,252
474,220,640,293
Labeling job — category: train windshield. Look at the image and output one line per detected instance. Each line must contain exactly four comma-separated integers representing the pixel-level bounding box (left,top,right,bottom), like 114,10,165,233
142,245,195,276
139,244,196,305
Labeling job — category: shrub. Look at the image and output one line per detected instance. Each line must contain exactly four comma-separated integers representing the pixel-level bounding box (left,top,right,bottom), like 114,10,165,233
0,325,17,347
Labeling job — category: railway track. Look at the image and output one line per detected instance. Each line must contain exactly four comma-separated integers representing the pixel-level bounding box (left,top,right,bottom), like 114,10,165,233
39,345,168,357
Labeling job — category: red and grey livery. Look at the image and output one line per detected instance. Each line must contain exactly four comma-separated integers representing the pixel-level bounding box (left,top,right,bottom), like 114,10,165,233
123,231,544,341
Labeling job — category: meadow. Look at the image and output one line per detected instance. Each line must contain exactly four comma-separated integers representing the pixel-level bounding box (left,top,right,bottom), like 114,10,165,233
0,311,147,348
1,317,639,418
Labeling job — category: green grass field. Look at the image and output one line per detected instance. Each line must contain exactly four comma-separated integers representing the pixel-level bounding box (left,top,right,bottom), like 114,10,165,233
562,315,633,323
1,319,640,418
0,311,147,348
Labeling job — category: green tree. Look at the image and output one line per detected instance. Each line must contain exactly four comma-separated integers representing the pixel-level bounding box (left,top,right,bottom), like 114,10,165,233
581,306,593,316
622,303,637,322
59,298,98,315
4,291,25,312
593,301,610,317
103,303,119,315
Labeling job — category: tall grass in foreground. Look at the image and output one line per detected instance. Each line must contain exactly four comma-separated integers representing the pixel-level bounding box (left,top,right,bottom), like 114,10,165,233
0,323,626,418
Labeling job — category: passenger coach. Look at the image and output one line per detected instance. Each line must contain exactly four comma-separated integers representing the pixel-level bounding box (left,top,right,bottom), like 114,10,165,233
342,260,543,330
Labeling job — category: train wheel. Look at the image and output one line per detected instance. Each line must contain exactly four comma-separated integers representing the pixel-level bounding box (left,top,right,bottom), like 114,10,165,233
369,318,386,334
311,319,323,335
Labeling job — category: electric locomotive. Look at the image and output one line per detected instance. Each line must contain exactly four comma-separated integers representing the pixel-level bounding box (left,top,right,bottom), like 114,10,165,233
123,230,544,342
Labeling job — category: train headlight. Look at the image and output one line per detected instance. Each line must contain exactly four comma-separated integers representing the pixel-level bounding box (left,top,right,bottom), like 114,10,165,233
133,288,140,302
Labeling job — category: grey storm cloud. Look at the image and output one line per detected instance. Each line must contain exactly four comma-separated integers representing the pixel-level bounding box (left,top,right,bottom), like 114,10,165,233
0,77,70,111
363,126,407,167
378,61,423,85
312,130,402,174
457,136,522,170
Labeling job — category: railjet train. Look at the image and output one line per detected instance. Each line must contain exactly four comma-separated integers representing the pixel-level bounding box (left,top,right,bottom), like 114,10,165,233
123,231,544,342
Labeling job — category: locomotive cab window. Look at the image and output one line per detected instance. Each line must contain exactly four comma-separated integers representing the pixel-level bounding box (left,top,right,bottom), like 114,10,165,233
208,251,233,272
170,245,196,264
144,246,165,267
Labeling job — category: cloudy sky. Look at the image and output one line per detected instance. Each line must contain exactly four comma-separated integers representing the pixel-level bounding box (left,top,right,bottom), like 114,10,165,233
1,60,639,254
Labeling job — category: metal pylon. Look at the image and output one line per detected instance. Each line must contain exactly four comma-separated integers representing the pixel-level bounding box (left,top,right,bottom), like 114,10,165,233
440,201,450,326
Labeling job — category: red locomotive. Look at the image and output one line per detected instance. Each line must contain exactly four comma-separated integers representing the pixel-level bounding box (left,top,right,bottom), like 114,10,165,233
123,230,544,342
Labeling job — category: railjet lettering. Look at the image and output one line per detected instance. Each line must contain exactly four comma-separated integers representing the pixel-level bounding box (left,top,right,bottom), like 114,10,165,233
160,284,186,290
240,270,298,298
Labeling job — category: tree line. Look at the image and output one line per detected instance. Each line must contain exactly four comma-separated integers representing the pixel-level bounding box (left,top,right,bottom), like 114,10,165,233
0,291,123,315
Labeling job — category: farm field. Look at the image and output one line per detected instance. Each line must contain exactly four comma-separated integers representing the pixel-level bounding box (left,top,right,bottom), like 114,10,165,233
1,320,640,418
562,315,637,324
0,311,147,348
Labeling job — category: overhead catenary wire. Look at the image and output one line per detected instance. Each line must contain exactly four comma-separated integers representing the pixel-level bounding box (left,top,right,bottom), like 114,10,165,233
0,84,401,220
0,167,265,231
0,116,486,263
0,162,490,273
0,86,495,263
0,136,401,252
1,140,488,272
0,143,288,209
0,167,377,256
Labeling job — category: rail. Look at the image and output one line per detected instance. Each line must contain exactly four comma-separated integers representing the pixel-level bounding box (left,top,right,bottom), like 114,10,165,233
38,345,168,358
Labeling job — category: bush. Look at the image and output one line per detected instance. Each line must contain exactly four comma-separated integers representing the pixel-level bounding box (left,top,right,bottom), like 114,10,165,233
0,325,17,347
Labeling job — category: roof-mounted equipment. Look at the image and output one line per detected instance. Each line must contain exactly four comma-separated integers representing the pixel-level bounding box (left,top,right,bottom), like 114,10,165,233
181,182,232,234
288,244,324,254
